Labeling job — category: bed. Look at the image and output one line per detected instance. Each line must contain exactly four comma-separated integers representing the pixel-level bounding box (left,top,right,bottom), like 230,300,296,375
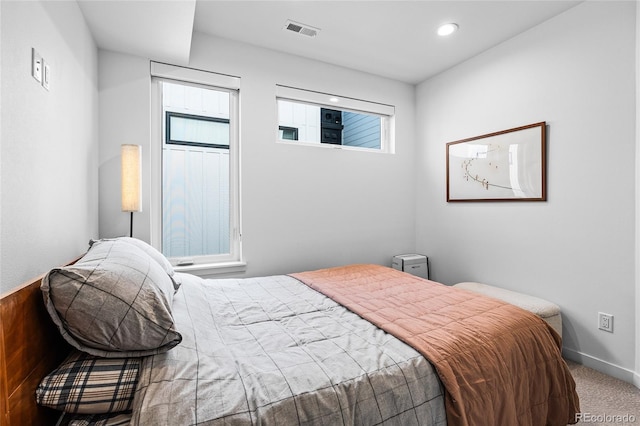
0,238,579,425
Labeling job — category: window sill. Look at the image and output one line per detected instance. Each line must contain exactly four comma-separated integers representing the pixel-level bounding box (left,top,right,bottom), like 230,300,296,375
276,138,392,154
175,260,247,278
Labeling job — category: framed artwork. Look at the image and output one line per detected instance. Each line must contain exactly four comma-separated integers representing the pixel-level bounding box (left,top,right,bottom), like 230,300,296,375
446,122,546,202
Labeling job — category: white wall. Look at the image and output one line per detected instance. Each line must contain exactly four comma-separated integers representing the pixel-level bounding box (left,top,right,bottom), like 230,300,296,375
98,34,417,277
98,51,151,243
0,0,3,296
0,1,99,295
416,1,636,381
636,0,640,389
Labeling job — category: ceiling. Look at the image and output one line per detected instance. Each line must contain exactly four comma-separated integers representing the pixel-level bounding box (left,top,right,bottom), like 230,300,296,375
78,0,582,84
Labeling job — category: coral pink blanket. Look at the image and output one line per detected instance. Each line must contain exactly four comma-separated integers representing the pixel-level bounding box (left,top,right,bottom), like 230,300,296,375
291,264,579,426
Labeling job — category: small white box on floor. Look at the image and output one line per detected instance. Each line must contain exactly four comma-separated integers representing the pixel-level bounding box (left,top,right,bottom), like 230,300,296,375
392,254,429,279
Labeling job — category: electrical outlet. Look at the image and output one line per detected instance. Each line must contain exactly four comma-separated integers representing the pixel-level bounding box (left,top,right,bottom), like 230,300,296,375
32,48,42,83
598,312,613,333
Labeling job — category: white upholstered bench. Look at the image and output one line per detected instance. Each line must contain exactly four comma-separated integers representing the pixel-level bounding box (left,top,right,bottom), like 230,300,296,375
453,282,562,338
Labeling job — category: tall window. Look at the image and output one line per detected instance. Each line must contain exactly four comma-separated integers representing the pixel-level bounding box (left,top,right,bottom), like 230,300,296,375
151,63,241,271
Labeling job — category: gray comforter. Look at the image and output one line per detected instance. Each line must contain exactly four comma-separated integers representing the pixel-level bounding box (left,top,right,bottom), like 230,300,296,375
130,272,446,425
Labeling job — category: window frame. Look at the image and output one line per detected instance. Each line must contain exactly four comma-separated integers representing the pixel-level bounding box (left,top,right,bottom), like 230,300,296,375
275,85,396,153
278,125,299,141
165,111,231,149
150,62,243,276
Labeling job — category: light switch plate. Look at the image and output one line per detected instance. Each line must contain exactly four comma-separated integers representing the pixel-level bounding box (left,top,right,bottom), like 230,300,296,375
32,48,42,83
42,62,50,91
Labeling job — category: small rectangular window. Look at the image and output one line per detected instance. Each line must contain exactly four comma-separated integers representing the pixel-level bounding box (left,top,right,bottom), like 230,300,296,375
276,85,395,153
279,126,299,141
166,112,230,149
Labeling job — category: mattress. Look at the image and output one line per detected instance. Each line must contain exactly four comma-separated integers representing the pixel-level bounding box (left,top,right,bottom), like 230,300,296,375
130,272,447,425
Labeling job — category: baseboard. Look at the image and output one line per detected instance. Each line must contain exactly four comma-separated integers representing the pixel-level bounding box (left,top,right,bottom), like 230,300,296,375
562,347,638,386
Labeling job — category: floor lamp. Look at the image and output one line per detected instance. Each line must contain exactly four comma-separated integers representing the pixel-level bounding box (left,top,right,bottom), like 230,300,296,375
121,144,142,238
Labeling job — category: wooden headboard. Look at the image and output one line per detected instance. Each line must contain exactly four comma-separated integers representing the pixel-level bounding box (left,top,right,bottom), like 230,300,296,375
0,268,73,425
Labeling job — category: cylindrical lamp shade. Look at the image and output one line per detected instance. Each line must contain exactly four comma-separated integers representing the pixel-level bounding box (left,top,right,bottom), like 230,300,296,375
121,144,142,212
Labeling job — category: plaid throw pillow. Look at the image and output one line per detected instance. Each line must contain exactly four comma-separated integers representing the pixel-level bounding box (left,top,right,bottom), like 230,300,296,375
67,413,132,426
41,239,182,357
36,351,140,414
89,237,179,290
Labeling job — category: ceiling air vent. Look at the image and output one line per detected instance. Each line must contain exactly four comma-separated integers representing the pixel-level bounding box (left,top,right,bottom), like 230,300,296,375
284,20,320,38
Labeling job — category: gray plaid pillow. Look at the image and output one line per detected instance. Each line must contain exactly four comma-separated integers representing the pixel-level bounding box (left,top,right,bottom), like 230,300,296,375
89,237,178,290
36,350,139,414
41,239,182,357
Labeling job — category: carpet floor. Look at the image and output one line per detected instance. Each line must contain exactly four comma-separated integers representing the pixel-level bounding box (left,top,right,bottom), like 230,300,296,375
566,360,639,425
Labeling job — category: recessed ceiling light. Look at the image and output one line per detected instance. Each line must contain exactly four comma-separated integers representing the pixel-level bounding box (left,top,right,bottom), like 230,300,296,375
329,97,339,103
437,23,459,37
